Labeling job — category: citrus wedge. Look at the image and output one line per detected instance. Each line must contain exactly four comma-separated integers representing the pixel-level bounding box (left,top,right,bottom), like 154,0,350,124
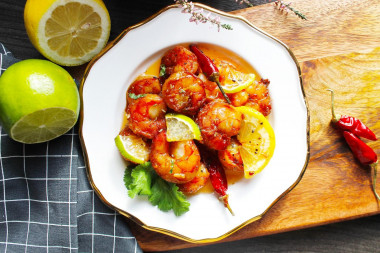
217,61,255,94
165,113,202,142
24,0,111,66
235,106,275,178
115,130,150,164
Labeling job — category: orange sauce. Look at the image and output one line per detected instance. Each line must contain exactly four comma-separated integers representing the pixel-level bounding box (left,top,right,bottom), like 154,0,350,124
196,43,261,79
123,43,260,188
144,58,161,76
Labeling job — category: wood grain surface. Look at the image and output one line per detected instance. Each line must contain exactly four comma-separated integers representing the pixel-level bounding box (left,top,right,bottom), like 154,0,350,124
1,0,380,252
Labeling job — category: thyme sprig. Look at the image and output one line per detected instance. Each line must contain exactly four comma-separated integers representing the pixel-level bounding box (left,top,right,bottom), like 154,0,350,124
237,0,307,20
175,0,233,31
273,0,307,20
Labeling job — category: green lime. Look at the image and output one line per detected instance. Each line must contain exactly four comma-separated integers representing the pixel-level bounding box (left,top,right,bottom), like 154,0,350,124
165,113,202,142
114,131,150,164
0,59,80,144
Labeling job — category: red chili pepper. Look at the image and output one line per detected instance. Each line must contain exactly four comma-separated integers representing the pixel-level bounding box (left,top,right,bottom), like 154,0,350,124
198,145,234,215
189,44,231,104
328,89,377,140
343,131,379,201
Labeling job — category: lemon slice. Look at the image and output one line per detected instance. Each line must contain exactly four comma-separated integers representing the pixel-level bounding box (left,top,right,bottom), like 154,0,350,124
165,113,202,142
235,106,275,178
24,0,111,66
115,131,150,164
218,61,255,93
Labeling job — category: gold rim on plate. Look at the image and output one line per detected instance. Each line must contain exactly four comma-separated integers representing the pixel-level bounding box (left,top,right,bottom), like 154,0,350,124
79,3,310,244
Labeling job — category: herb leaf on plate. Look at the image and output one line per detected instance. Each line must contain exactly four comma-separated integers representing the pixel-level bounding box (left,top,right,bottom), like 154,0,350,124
124,162,152,197
149,179,190,216
124,162,190,216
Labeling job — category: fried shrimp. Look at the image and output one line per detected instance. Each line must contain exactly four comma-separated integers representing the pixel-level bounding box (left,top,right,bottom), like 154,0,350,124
196,101,243,150
161,46,199,76
150,131,201,184
127,94,166,139
162,72,206,115
218,138,244,173
177,163,210,194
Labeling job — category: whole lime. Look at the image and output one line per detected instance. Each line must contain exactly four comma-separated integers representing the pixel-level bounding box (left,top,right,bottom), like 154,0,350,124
0,59,80,144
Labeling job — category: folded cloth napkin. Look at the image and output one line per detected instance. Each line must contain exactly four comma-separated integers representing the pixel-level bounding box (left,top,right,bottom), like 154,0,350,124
0,43,142,253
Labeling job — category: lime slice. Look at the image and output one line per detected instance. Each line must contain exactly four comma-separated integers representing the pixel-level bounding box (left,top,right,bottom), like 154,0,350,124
115,131,150,164
217,61,255,94
24,0,111,66
11,108,77,144
235,106,275,178
0,59,80,144
165,113,202,142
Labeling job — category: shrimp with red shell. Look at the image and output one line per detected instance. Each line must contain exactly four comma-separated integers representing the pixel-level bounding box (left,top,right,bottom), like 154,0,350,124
218,138,244,173
161,46,199,76
127,94,166,139
177,163,210,194
196,100,243,150
198,73,224,103
162,72,206,115
150,131,201,184
229,79,272,116
128,75,161,95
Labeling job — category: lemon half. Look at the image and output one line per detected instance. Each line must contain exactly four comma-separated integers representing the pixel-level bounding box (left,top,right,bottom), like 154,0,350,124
24,0,111,66
235,106,275,178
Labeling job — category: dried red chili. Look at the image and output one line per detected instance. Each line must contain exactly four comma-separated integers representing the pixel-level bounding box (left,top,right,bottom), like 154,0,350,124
189,44,231,104
328,89,377,140
343,131,379,201
198,144,234,215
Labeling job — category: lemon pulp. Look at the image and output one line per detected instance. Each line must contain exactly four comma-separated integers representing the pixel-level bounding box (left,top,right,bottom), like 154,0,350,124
165,113,202,142
235,106,275,178
24,0,111,66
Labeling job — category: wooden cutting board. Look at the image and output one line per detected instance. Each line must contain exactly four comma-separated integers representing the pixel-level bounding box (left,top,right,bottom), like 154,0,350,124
119,0,380,251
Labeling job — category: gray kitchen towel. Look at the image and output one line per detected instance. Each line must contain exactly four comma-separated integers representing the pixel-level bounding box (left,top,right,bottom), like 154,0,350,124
0,43,142,253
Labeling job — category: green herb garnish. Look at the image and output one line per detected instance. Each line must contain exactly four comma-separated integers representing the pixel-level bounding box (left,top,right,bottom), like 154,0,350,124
159,64,166,77
128,93,146,99
123,162,190,216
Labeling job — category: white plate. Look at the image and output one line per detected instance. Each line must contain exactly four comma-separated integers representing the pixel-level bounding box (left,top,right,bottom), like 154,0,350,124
79,3,309,243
